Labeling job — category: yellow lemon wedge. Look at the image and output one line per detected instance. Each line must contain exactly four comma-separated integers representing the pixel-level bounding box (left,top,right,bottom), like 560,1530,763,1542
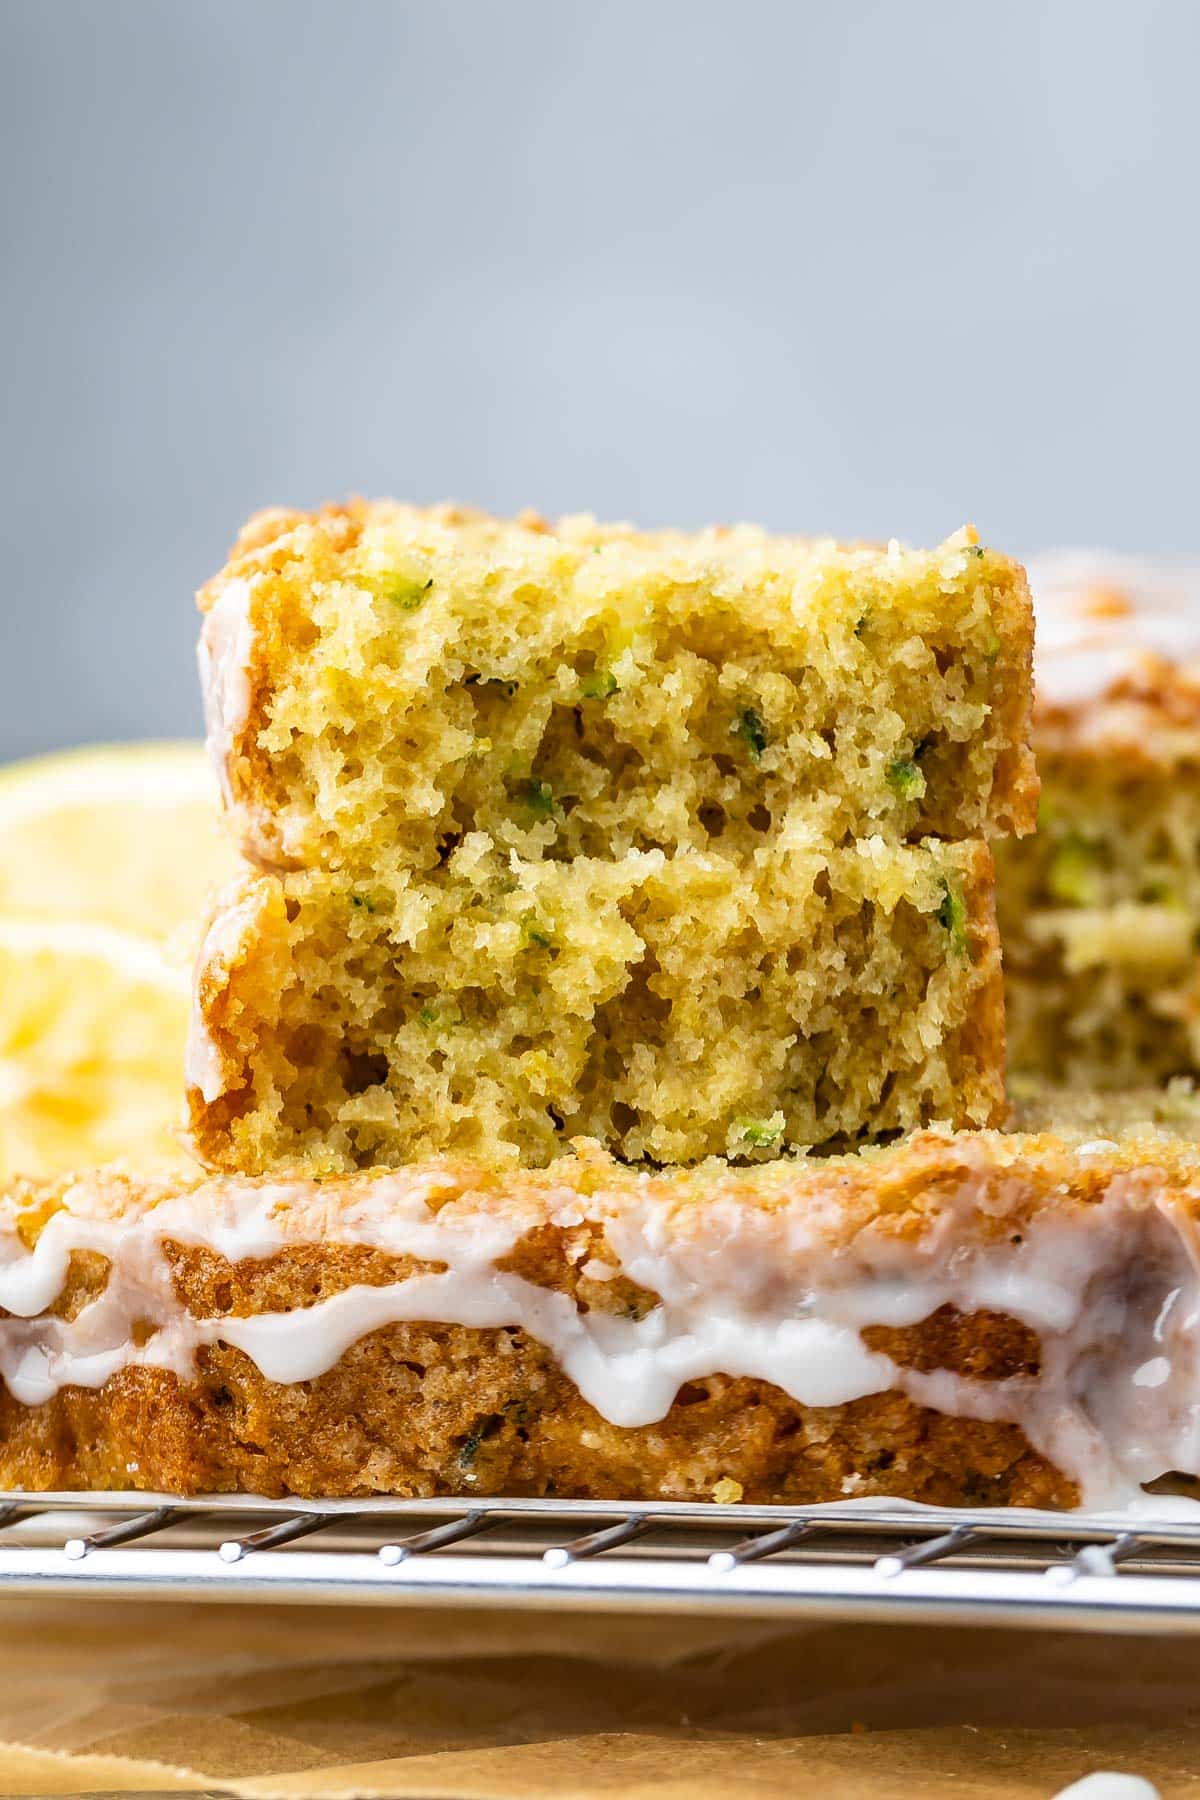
0,741,239,943
0,743,239,1179
0,917,194,1178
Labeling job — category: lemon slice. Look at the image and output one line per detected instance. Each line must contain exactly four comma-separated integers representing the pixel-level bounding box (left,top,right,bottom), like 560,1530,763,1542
0,915,194,1180
0,741,239,1179
0,741,239,943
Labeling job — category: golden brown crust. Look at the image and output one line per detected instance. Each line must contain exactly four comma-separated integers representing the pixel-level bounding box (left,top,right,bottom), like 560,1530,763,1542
0,1320,1069,1508
199,499,996,609
987,558,1039,837
16,1115,1200,1255
16,1119,1200,1256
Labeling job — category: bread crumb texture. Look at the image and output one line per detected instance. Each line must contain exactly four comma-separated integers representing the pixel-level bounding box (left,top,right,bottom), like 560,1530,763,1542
188,836,1005,1170
203,502,1037,872
189,502,1034,1171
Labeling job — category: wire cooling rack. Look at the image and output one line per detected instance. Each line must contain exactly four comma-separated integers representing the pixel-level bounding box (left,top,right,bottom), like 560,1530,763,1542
4,1493,1200,1633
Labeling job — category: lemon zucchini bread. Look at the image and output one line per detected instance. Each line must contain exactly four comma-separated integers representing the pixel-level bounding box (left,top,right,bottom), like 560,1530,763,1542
4,1114,1200,1509
998,554,1200,1087
189,503,1035,1170
187,837,1005,1172
199,503,1037,873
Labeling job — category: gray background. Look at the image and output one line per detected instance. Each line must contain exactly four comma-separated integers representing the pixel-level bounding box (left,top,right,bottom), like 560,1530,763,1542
3,0,1198,760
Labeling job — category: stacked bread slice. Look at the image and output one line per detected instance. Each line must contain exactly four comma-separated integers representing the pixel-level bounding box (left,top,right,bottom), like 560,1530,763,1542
187,502,1036,1171
999,553,1200,1088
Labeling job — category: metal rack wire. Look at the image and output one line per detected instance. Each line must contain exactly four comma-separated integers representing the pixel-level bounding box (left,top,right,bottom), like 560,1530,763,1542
5,1492,1200,1632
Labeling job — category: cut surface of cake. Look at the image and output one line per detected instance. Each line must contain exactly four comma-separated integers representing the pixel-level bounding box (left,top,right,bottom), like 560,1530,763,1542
199,502,1038,873
188,502,1036,1170
187,837,1005,1171
999,553,1200,1087
5,1111,1200,1509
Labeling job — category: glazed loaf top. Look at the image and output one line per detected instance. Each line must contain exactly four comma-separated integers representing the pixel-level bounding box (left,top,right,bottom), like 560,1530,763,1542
5,1112,1200,1510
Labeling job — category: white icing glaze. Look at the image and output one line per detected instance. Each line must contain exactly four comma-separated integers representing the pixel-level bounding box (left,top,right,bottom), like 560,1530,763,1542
197,577,255,810
183,1016,225,1107
183,882,264,1103
1029,551,1200,709
3,1168,1200,1511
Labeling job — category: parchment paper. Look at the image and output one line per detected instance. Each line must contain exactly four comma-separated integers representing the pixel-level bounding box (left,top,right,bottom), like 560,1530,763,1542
0,1596,1194,1797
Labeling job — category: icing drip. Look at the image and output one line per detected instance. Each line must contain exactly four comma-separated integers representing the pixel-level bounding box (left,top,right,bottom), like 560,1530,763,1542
183,883,265,1103
197,577,255,811
2,1170,1200,1511
194,577,309,869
